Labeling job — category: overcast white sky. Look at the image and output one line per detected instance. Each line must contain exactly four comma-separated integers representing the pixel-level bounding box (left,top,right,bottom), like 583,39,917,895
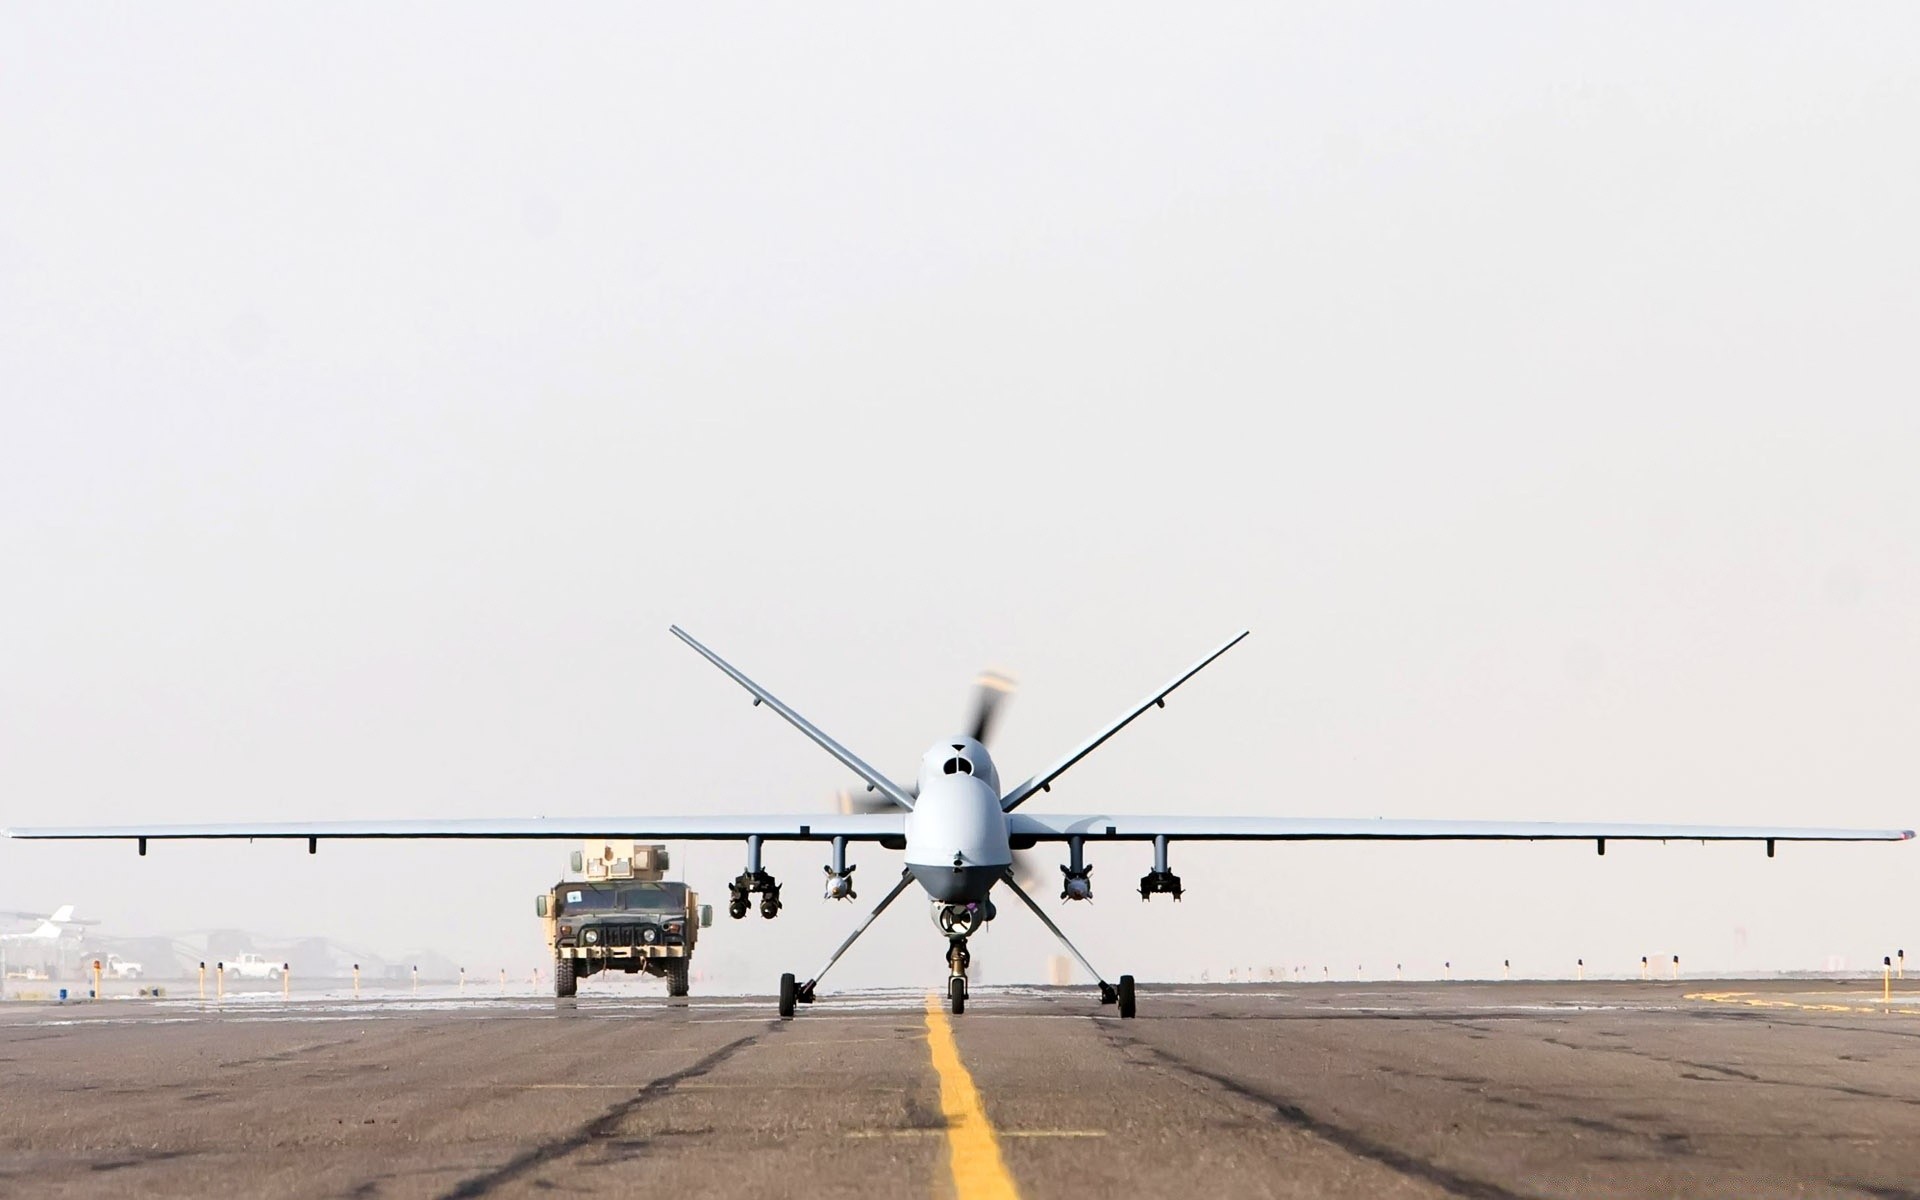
2,5,1917,988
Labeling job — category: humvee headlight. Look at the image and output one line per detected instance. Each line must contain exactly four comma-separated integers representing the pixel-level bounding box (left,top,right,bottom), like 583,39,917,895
582,928,599,945
641,927,659,944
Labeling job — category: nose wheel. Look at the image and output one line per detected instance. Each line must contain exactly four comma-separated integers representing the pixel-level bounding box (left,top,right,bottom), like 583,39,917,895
947,936,971,1014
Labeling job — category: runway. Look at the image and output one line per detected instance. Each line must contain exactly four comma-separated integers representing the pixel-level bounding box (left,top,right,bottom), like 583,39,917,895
3,980,1918,1198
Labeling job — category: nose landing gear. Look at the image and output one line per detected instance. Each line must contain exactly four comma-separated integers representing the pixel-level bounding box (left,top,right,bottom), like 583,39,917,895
947,936,971,1014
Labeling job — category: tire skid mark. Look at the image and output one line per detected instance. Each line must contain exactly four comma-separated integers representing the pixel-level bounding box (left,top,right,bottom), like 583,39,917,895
1098,1024,1537,1200
1534,1033,1920,1107
436,1025,774,1198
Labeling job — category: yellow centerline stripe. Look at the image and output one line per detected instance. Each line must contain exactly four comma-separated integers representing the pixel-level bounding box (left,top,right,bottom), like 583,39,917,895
1688,990,1920,1017
924,994,1022,1200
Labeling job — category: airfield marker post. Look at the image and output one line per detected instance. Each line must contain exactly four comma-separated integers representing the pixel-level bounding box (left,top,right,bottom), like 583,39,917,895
1900,950,1906,981
1640,956,1649,981
459,967,465,993
353,963,360,999
411,965,417,995
281,964,290,1001
217,962,225,1000
1577,958,1584,981
1885,957,1893,1007
1672,955,1680,981
1504,959,1510,981
1444,961,1451,980
198,962,206,1000
91,959,101,1001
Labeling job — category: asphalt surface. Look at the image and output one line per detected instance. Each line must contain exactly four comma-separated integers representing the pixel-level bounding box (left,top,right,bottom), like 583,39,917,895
3,980,1919,1198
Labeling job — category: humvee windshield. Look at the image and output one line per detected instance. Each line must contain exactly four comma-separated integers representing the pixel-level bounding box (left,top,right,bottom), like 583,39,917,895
556,887,618,914
619,882,688,913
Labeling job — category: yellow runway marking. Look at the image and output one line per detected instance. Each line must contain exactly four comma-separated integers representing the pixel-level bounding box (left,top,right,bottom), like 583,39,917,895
845,1129,1105,1140
1688,991,1920,1017
924,994,1022,1200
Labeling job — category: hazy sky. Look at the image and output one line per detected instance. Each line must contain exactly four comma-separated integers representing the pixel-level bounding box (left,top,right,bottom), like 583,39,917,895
3,5,1917,988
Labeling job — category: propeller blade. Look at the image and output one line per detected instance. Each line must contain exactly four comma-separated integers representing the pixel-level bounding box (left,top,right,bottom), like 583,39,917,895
835,788,895,816
1011,847,1047,891
968,669,1017,746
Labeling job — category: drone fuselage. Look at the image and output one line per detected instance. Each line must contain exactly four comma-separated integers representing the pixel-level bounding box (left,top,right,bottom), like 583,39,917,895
904,737,1011,903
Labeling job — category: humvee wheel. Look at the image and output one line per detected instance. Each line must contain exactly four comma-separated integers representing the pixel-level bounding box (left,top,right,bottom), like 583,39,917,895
666,960,690,998
555,956,577,999
1117,974,1136,1019
778,972,797,1018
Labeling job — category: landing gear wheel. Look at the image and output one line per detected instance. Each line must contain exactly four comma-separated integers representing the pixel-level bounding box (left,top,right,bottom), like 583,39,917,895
1117,974,1136,1019
778,972,797,1018
665,960,689,998
554,956,577,999
949,976,966,1015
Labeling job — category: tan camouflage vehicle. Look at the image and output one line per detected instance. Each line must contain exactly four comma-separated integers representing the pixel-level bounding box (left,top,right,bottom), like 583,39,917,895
536,842,713,998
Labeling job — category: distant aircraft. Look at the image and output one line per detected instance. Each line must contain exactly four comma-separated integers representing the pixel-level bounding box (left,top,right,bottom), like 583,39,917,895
0,905,94,942
6,629,1913,1018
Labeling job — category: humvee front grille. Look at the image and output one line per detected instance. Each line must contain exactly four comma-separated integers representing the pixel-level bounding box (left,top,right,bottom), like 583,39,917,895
599,923,664,948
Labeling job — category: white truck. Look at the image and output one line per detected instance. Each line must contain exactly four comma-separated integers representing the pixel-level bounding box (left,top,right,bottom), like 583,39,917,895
224,953,282,980
105,953,143,980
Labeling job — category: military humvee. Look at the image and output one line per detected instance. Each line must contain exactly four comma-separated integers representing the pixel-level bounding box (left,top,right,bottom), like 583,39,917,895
537,842,713,998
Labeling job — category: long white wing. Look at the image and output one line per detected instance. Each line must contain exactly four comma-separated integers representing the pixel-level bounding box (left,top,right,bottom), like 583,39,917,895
671,625,917,811
5,814,905,844
1008,813,1914,845
1000,630,1249,812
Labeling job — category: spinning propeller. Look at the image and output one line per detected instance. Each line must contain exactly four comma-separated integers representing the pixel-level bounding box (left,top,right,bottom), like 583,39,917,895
830,668,1046,889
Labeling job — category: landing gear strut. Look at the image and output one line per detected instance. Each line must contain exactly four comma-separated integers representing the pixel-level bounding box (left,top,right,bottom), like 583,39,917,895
947,937,971,1014
1001,868,1138,1018
730,835,782,920
778,868,915,1018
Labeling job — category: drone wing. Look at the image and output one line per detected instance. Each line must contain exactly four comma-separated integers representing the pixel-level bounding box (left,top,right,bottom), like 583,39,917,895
1007,813,1913,848
672,626,917,811
5,813,905,848
1000,630,1249,812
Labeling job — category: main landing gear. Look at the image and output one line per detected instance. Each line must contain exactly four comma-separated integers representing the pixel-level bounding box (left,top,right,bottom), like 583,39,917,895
772,865,1141,1020
778,867,917,1018
730,835,782,920
1000,868,1138,1018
